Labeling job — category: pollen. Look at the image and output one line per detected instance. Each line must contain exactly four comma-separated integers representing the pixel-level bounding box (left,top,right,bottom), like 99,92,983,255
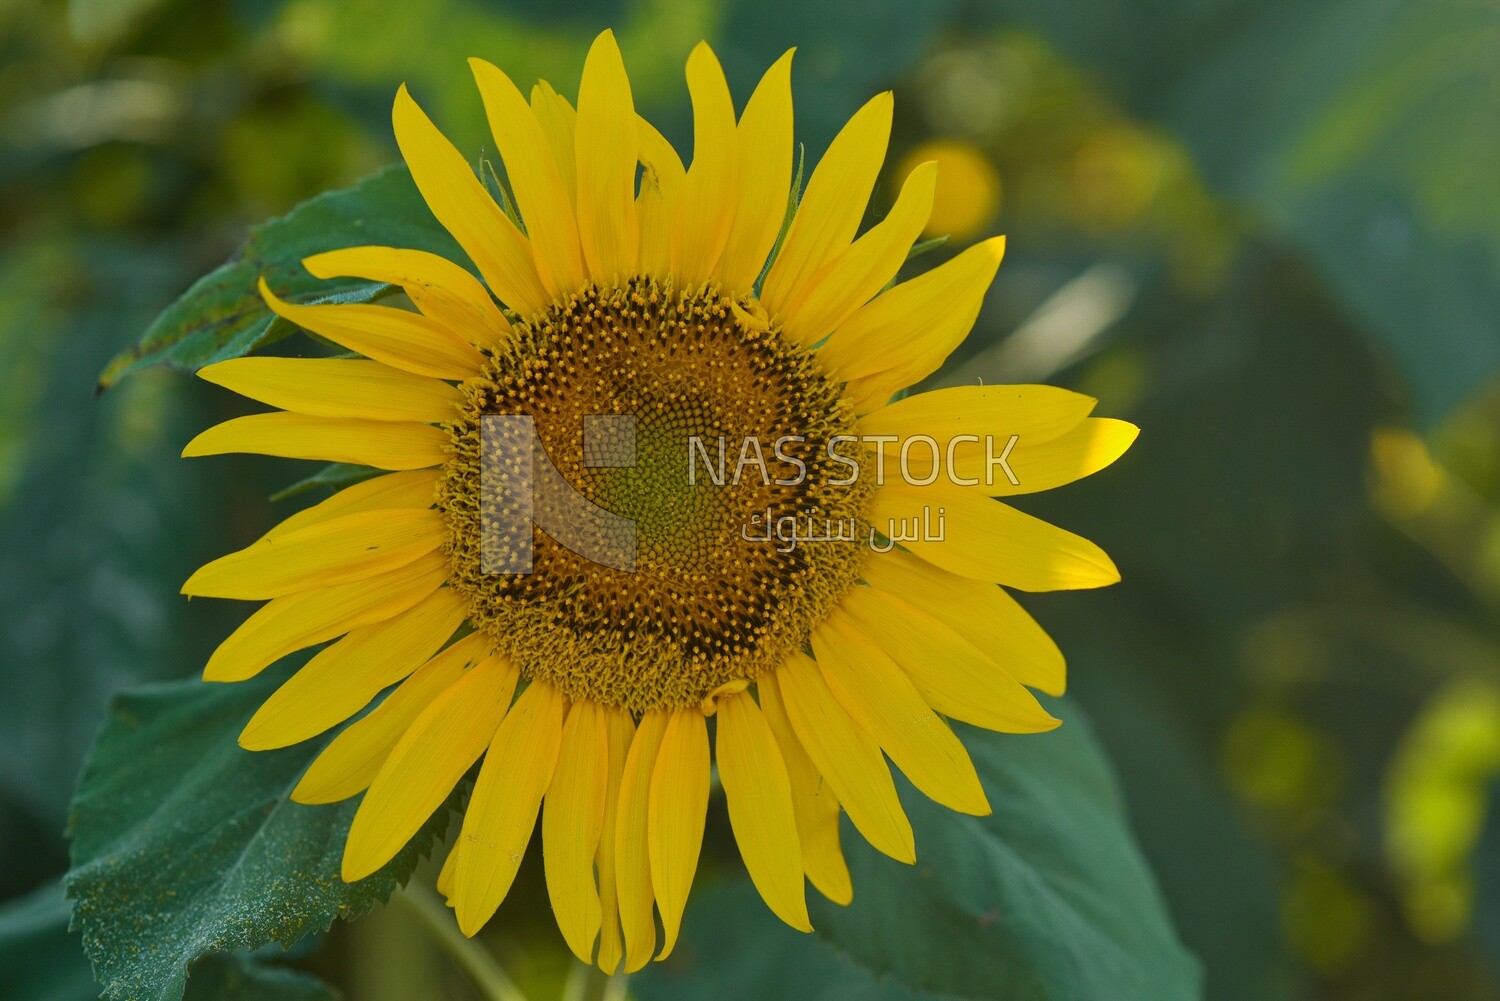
439,278,874,713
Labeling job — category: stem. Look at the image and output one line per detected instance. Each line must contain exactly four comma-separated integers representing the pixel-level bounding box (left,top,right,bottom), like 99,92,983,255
562,960,628,1001
395,883,532,1001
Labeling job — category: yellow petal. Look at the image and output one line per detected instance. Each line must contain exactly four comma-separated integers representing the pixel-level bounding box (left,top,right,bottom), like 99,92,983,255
833,591,1057,732
821,621,992,816
762,92,892,318
392,85,549,318
857,383,1096,454
198,357,462,423
595,708,636,975
715,49,794,293
293,633,492,804
962,418,1139,497
782,161,936,347
891,416,1137,497
757,675,852,905
775,653,914,864
302,245,510,349
530,81,577,205
452,680,566,936
637,116,685,185
871,481,1120,591
544,701,609,962
258,279,484,381
437,840,459,902
469,58,587,298
239,586,467,750
818,236,1004,395
860,547,1065,695
574,30,639,283
614,709,668,972
636,116,686,278
259,470,437,543
647,707,710,960
203,551,447,683
716,690,812,931
183,508,445,599
342,653,519,881
669,43,737,285
182,412,448,471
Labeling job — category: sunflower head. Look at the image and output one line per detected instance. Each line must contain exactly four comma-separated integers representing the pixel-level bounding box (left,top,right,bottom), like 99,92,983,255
441,276,875,714
183,28,1136,975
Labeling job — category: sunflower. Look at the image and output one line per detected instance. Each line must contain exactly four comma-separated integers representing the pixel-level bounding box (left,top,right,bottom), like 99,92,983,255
182,29,1137,974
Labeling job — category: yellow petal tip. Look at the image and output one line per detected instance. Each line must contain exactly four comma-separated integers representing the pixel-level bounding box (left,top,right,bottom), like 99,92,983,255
179,432,210,459
1097,555,1122,586
195,360,228,384
290,770,345,805
237,712,300,751
454,905,487,938
202,660,255,684
299,252,336,279
654,936,679,963
825,885,854,907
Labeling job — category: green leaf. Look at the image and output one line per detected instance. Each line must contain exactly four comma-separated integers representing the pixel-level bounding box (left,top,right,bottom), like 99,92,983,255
1069,647,1292,1001
181,953,336,1001
809,702,1202,1001
0,882,338,1001
270,463,385,503
905,235,950,262
64,667,452,1001
96,164,463,393
635,880,927,1001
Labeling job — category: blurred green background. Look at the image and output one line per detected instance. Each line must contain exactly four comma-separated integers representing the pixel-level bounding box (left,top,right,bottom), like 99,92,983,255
3,0,1500,998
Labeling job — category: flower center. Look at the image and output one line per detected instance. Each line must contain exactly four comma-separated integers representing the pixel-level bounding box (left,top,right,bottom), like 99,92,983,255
439,278,873,713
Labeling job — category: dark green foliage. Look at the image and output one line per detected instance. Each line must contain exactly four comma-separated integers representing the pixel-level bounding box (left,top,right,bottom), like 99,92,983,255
65,670,449,1001
95,166,462,392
